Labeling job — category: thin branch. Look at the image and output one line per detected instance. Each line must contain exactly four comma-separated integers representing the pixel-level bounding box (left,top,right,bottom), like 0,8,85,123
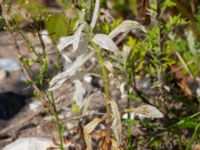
175,52,194,79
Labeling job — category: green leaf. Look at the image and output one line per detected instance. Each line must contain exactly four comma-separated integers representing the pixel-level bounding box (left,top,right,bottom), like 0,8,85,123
172,118,199,129
128,0,138,15
71,102,80,113
186,123,200,150
92,34,119,54
109,20,146,39
164,0,176,7
45,14,68,41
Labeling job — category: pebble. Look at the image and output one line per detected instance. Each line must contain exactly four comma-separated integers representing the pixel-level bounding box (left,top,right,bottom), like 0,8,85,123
29,100,41,112
83,74,92,83
3,137,55,150
3,137,79,150
0,58,21,72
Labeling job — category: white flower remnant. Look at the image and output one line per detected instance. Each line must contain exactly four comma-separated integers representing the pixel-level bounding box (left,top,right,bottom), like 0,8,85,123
122,105,164,119
73,22,87,52
49,7,146,91
73,80,86,109
109,20,146,39
90,0,100,30
48,51,94,91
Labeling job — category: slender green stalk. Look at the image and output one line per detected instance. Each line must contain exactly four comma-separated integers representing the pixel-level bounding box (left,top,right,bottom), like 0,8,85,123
127,72,133,149
3,3,64,150
127,94,132,150
50,92,64,150
35,29,64,150
126,51,135,149
186,123,200,150
19,31,43,63
37,30,46,58
93,43,111,149
6,17,64,150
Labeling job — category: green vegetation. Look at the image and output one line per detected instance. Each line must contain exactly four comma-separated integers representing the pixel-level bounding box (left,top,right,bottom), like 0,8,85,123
1,0,200,149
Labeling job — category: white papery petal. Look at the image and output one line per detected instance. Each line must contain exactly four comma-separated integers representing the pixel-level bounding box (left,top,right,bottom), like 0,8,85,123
73,80,86,109
48,51,95,91
137,105,164,118
92,34,119,53
109,20,146,39
186,30,196,55
57,36,74,51
73,22,87,52
83,118,103,150
90,0,100,30
123,105,164,119
110,100,122,147
76,34,89,53
41,30,52,46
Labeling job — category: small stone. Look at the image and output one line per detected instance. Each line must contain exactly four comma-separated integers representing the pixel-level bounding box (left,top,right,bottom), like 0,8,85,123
3,137,79,150
83,74,92,83
29,100,41,112
3,137,54,150
0,58,21,72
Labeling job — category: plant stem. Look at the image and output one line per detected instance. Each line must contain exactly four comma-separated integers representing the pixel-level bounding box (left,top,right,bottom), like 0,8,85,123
37,30,46,58
50,92,64,150
126,55,134,149
95,44,111,149
186,123,200,150
126,73,132,149
126,89,133,149
127,105,132,150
